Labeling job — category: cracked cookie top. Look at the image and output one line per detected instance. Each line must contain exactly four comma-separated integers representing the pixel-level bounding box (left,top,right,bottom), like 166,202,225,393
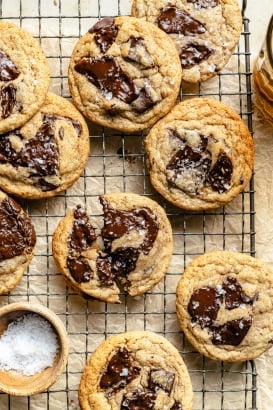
131,0,242,83
0,93,90,199
145,97,254,211
68,16,182,133
176,251,273,361
79,331,193,410
0,21,50,133
52,193,173,303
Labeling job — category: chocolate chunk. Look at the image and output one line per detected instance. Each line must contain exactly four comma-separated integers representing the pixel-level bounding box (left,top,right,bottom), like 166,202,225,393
0,120,58,177
187,0,219,8
148,369,175,393
100,196,159,255
180,42,213,68
89,18,118,53
157,6,206,35
121,389,156,410
124,36,154,69
131,87,157,114
206,152,232,193
69,205,97,252
0,50,20,81
43,113,82,137
171,402,183,410
96,255,115,286
211,317,253,346
1,84,16,119
35,177,59,192
0,197,36,262
66,205,97,284
166,134,212,193
188,287,222,328
67,256,92,283
166,143,211,177
222,276,255,310
100,347,140,392
74,56,139,104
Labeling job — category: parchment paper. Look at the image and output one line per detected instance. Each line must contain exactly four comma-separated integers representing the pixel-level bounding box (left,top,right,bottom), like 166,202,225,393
0,0,273,409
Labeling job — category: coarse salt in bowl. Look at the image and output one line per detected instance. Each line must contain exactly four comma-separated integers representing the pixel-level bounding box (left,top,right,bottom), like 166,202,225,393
0,302,69,396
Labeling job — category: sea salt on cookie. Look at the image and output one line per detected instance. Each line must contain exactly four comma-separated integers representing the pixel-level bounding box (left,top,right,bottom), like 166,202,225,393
52,193,173,303
0,190,36,294
0,93,90,199
176,251,273,361
145,97,254,211
68,16,182,133
0,21,50,133
131,0,242,83
79,331,193,410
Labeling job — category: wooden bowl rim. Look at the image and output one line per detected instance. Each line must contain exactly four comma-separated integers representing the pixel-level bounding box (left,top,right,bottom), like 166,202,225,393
0,301,69,396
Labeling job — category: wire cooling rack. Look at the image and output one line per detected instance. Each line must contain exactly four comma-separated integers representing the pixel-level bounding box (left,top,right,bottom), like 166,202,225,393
0,0,256,409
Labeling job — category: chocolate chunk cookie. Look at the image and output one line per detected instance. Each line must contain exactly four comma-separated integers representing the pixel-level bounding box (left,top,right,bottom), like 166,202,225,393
176,250,273,361
79,331,193,409
0,21,50,133
68,16,182,133
0,93,90,199
145,97,254,211
0,189,36,294
131,0,242,83
52,193,173,303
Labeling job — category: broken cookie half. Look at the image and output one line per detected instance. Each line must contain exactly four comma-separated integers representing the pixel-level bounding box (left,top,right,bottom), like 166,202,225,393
52,192,173,303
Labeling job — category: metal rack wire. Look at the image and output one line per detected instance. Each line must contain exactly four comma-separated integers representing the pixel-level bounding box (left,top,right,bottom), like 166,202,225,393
0,0,256,409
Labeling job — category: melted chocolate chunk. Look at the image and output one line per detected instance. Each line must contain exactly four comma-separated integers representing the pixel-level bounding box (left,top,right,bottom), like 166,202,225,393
1,84,16,119
211,317,253,346
188,277,256,346
0,50,20,82
89,18,118,53
171,402,183,410
69,205,97,252
0,197,36,262
222,276,255,310
75,56,139,104
188,287,222,328
121,389,156,410
0,120,58,176
96,246,140,286
157,6,206,35
0,113,81,190
180,42,213,68
166,140,211,177
100,196,159,255
206,152,232,193
131,87,156,113
67,256,92,283
148,369,175,393
187,0,218,8
100,347,140,393
66,205,97,283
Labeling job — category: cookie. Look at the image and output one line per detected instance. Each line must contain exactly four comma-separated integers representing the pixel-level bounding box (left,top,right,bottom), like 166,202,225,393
145,97,254,211
0,21,50,133
68,16,182,133
0,190,36,294
176,250,273,362
79,330,193,410
131,0,242,83
52,193,173,303
253,63,273,127
0,92,90,199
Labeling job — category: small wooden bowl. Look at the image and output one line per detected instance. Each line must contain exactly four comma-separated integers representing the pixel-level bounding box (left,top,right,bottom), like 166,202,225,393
0,302,69,396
